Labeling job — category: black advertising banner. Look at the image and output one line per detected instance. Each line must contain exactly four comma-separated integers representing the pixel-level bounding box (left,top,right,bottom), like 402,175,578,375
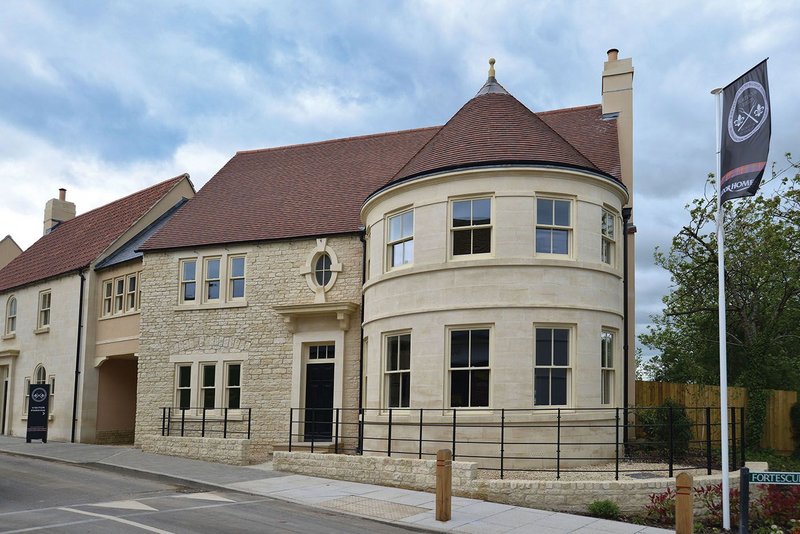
26,383,49,443
720,59,771,204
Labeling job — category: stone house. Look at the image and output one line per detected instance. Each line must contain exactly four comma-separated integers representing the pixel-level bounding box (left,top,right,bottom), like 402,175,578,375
135,50,635,467
0,176,194,443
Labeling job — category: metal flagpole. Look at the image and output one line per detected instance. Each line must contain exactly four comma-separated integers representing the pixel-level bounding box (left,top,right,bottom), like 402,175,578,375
712,86,731,531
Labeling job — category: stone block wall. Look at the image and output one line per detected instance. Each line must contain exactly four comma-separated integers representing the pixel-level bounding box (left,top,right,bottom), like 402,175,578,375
136,235,363,464
140,435,250,465
274,451,751,514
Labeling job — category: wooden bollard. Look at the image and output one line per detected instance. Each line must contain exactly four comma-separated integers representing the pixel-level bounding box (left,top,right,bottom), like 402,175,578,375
436,449,452,522
675,472,694,534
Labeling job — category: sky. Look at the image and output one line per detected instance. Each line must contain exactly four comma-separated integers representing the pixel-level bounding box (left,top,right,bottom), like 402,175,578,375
2,0,799,356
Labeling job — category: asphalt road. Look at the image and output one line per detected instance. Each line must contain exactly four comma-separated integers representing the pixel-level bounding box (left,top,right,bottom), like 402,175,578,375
0,453,423,533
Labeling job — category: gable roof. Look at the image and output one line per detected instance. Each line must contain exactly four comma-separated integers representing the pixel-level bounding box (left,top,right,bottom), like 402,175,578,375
143,78,622,252
140,127,439,251
0,175,188,292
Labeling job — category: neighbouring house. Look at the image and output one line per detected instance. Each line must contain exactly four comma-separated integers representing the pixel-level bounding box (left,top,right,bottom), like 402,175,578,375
0,236,23,271
0,176,195,443
135,50,635,467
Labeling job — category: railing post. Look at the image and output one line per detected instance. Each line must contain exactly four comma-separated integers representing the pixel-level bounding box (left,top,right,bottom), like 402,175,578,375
161,407,166,436
180,407,186,437
500,408,505,480
615,407,620,481
451,409,457,461
668,405,674,478
247,408,252,440
731,406,737,470
334,408,339,454
288,408,293,452
556,408,561,480
223,408,229,439
418,409,423,459
387,408,393,457
201,406,207,437
167,407,171,437
358,407,364,454
706,406,712,475
311,409,316,453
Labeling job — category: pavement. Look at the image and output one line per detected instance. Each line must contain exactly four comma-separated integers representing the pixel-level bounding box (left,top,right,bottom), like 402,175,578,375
0,435,672,533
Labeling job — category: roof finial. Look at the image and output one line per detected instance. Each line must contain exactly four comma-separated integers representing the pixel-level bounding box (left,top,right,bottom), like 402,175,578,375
488,57,496,78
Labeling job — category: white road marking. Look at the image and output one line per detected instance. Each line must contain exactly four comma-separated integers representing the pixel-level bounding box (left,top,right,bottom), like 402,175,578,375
58,507,175,533
88,499,158,511
175,492,234,502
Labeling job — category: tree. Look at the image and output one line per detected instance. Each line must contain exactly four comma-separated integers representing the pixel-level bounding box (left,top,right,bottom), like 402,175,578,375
641,154,800,390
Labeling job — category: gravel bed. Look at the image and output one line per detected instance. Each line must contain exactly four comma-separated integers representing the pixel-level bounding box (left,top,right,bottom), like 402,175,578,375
477,461,720,481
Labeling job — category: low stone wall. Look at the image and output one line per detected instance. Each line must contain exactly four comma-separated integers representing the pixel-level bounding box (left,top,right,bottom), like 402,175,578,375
140,435,250,465
274,452,756,514
273,451,476,491
95,429,134,445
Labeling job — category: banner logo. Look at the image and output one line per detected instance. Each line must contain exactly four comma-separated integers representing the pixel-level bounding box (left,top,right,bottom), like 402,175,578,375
31,387,48,403
727,81,769,143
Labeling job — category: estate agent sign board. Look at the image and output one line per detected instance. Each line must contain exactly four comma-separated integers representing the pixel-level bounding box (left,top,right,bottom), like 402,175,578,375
25,383,49,443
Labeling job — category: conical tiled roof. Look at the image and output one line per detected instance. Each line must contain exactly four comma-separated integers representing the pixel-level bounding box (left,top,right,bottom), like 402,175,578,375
390,74,605,184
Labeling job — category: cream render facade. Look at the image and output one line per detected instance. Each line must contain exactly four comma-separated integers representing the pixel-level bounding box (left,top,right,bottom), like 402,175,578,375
0,177,194,443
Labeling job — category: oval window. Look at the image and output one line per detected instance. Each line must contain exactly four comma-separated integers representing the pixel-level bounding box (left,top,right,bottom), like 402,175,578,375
314,254,332,286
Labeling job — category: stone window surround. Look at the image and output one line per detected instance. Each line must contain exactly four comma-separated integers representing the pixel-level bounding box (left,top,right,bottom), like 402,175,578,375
175,248,249,310
533,324,575,407
300,238,342,304
4,295,16,338
383,331,411,409
169,352,248,414
449,195,494,260
385,207,414,271
100,272,141,319
447,324,493,410
35,289,51,333
535,195,575,258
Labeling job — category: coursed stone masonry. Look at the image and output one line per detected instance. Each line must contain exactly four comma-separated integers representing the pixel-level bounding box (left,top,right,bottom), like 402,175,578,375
274,452,750,514
135,235,363,464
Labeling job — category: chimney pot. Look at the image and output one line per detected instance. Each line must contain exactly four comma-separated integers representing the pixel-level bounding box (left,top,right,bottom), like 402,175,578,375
59,188,67,201
607,48,619,62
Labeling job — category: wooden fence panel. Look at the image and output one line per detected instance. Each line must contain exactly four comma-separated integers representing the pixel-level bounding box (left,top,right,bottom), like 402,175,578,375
635,381,797,453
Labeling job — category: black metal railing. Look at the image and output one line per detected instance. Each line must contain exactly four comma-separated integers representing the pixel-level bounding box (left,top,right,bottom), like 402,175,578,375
287,406,745,480
161,406,252,439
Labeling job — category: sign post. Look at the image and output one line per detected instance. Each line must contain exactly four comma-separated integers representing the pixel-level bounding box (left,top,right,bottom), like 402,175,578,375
740,468,800,533
25,383,50,443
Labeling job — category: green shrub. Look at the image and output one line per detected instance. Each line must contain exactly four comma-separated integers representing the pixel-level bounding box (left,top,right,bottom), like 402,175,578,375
747,389,770,450
638,399,694,459
587,499,620,520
